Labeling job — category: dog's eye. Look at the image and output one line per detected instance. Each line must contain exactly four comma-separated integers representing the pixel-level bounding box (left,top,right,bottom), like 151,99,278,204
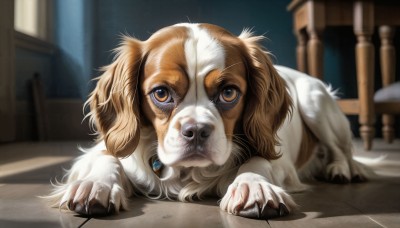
219,87,239,103
150,86,176,112
153,88,172,103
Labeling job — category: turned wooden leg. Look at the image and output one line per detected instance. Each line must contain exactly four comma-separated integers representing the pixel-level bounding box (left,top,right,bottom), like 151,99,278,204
307,30,324,80
354,1,375,150
305,0,325,80
379,26,395,143
296,30,308,73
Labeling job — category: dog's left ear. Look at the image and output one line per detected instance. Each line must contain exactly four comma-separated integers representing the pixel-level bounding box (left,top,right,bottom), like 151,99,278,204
87,37,143,158
239,32,292,160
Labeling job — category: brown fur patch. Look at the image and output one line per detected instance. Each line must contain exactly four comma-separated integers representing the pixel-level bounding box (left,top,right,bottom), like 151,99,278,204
238,33,293,160
295,122,318,169
141,26,189,144
201,24,293,159
88,38,143,157
203,49,247,140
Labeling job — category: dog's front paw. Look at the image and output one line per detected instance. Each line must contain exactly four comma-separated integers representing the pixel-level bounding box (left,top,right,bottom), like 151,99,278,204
326,160,351,183
58,179,127,217
45,154,132,217
326,159,369,184
219,173,296,219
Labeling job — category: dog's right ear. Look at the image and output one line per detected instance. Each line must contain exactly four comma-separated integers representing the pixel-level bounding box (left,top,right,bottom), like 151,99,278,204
87,37,143,158
239,31,292,160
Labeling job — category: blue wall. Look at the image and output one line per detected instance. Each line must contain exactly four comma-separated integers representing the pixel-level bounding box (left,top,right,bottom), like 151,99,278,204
15,48,54,100
51,0,297,99
53,0,94,99
15,0,395,137
93,0,296,70
27,0,400,101
13,0,400,140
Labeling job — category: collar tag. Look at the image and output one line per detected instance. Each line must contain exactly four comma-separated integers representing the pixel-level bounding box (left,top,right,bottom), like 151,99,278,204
150,155,164,177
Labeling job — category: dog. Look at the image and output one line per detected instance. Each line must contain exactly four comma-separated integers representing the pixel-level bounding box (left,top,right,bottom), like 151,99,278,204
47,23,367,219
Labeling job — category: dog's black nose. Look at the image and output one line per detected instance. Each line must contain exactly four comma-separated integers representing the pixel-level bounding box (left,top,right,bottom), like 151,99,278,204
181,122,213,143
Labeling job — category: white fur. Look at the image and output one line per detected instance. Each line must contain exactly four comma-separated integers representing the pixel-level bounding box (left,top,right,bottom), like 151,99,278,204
159,23,230,167
275,66,367,182
46,24,366,218
47,144,133,213
219,66,367,217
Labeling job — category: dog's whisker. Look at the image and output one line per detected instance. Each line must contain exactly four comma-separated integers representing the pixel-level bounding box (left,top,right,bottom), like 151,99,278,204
220,62,243,74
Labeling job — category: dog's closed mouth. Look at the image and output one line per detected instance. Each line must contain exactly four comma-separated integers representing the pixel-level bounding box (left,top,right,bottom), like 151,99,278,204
172,150,213,167
181,152,209,161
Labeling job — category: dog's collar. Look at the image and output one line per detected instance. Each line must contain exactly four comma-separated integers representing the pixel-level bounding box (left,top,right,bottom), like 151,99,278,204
150,154,164,177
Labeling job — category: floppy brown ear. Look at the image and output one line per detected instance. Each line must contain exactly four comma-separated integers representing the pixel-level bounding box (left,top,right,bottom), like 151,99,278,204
239,32,292,160
87,37,143,157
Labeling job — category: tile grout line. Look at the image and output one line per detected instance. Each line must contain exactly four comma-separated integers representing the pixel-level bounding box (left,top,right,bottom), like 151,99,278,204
342,201,388,228
320,185,389,228
366,216,387,228
265,219,272,228
78,218,91,228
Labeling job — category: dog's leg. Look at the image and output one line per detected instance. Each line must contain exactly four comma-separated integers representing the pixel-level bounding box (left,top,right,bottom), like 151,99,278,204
296,77,367,183
45,144,133,216
219,156,297,219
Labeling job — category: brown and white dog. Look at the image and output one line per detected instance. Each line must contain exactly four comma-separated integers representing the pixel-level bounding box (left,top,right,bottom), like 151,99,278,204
47,23,367,218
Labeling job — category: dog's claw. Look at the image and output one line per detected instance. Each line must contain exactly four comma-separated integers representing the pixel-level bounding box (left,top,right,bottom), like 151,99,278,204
331,175,350,184
237,204,261,218
67,201,74,211
351,174,366,183
278,203,289,216
107,203,116,214
73,201,115,217
74,203,86,215
88,202,109,217
238,203,289,219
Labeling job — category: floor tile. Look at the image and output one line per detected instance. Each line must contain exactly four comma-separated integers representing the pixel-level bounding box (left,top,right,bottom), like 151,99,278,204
85,198,269,228
0,183,88,228
0,139,399,227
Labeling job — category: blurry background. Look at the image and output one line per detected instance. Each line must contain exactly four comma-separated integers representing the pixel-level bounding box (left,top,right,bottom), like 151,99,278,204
1,0,399,142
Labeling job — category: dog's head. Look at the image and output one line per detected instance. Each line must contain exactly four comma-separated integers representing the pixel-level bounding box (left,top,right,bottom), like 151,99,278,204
88,23,291,168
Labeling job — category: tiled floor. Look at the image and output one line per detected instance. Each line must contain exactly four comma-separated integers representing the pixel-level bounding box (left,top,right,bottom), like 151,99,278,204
0,139,399,228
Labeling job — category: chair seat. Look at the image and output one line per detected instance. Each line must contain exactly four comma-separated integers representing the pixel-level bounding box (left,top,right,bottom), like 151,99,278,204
374,82,400,102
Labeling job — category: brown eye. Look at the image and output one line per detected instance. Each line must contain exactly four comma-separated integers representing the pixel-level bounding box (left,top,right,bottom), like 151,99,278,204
219,87,239,103
153,88,172,103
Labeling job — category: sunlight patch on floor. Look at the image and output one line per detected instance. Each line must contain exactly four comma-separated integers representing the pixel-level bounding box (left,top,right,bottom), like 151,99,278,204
0,156,72,178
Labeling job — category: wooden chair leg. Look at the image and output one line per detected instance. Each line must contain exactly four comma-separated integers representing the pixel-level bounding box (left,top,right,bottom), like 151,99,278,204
379,25,396,143
354,1,375,150
296,29,308,73
305,0,325,80
307,30,324,80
